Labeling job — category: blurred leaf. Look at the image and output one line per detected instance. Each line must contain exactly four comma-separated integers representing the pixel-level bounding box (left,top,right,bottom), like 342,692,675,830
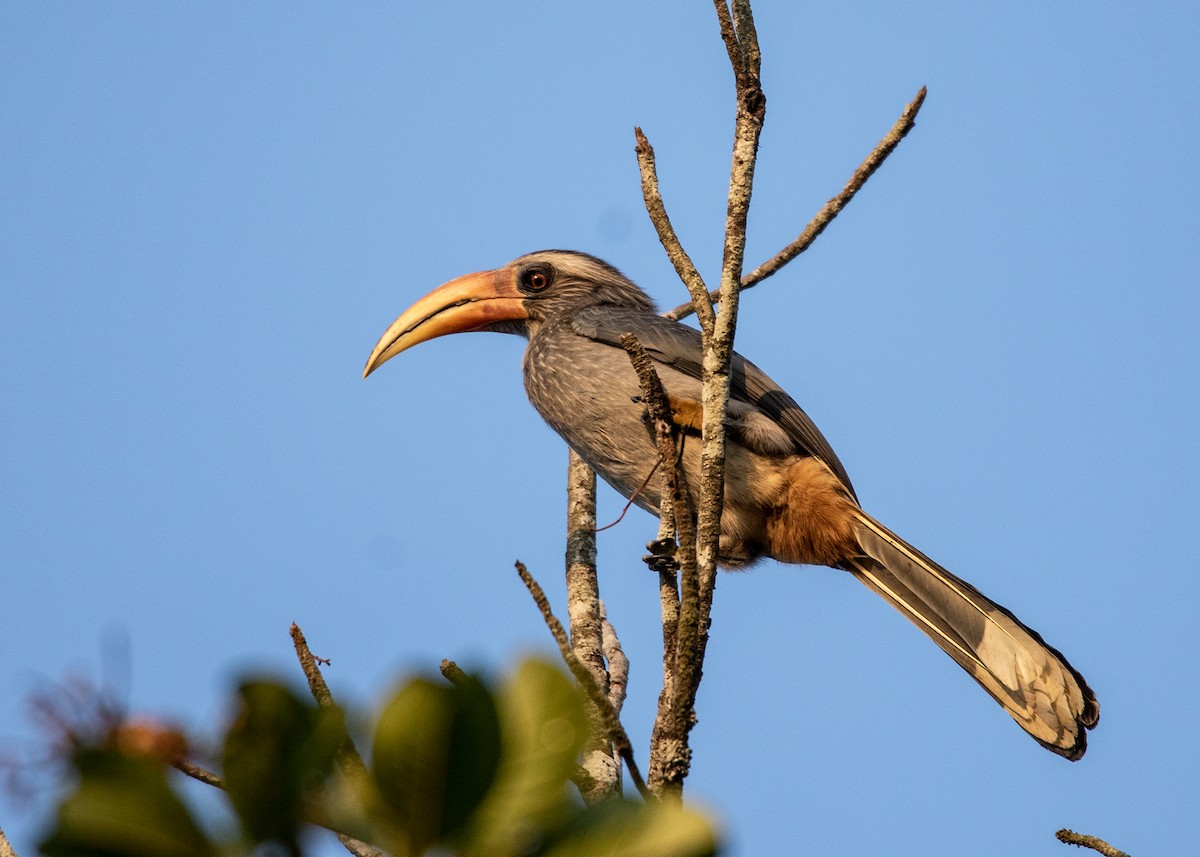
40,747,215,857
40,659,719,857
221,680,344,850
542,800,719,857
370,672,501,853
462,658,588,857
370,677,453,854
440,674,503,839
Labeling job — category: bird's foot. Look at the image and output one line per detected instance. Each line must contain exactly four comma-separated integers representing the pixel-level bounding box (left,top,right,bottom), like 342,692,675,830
643,537,679,573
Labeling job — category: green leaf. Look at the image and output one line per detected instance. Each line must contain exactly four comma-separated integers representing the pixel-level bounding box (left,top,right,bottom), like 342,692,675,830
221,680,344,849
542,800,720,857
439,674,503,839
461,658,588,857
370,677,455,854
40,747,216,857
370,672,501,852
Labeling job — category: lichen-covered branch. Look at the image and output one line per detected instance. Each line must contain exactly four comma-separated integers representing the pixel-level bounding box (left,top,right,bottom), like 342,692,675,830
634,127,714,338
290,623,369,781
619,333,704,797
563,450,621,803
172,756,382,857
632,0,927,812
697,0,765,632
1056,829,1131,857
172,757,224,789
626,0,767,800
439,658,469,686
288,624,390,857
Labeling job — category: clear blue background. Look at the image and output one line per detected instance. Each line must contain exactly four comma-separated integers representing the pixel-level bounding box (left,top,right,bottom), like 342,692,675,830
2,2,1196,855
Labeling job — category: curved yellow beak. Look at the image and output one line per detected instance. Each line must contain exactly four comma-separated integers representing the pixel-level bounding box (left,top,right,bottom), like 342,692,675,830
362,267,526,379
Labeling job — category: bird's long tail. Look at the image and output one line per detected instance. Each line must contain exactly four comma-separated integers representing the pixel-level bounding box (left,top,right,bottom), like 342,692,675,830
844,512,1099,759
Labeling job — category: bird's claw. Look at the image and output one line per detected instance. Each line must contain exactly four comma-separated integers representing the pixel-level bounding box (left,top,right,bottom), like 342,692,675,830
643,537,679,573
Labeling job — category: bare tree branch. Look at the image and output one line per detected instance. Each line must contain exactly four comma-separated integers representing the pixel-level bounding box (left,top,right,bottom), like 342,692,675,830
563,449,622,803
1056,829,1131,857
733,0,761,78
288,624,389,857
696,0,766,631
172,756,223,788
665,85,927,321
439,658,469,686
648,1,769,798
635,31,927,806
618,333,705,797
290,623,335,706
712,1,746,83
625,0,770,801
565,454,603,689
174,756,384,857
634,127,714,337
290,623,369,781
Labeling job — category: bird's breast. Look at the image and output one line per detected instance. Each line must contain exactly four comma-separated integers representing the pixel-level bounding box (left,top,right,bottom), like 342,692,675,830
522,327,665,510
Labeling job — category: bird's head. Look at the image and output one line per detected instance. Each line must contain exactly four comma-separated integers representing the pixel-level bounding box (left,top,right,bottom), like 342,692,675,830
363,250,655,378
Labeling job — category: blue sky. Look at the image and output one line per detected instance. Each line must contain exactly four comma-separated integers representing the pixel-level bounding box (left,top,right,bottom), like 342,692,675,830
2,2,1197,855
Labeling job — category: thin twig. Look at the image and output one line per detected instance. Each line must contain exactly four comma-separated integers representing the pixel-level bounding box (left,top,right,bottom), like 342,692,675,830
513,561,649,799
289,629,378,857
290,623,335,706
620,333,702,796
712,0,746,84
439,658,470,686
696,0,765,633
336,834,388,857
172,756,223,788
665,85,927,321
634,127,714,337
171,739,382,857
1056,829,1131,857
733,0,761,78
634,0,768,798
290,623,370,780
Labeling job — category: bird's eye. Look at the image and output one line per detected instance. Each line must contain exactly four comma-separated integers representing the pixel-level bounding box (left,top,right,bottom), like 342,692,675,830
519,266,553,293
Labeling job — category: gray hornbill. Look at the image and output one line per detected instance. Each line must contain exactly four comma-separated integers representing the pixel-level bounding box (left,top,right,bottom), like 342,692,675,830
363,249,1098,759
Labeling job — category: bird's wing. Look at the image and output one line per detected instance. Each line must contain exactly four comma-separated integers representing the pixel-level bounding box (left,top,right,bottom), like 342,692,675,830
569,306,855,496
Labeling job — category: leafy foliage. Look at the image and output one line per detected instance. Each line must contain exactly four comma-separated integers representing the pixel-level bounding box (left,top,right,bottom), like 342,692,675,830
39,658,719,857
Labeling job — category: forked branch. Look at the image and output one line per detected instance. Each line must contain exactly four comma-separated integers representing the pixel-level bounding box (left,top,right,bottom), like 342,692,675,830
631,0,926,803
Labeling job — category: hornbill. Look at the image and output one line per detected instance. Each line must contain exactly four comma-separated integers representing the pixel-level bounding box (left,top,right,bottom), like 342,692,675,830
363,249,1099,759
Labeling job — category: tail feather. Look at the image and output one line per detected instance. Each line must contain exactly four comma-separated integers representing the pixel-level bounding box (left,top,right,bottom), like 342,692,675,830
847,512,1099,760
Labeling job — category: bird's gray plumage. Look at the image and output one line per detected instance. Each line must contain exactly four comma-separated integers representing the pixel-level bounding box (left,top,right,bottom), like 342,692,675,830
366,248,1099,759
567,305,856,495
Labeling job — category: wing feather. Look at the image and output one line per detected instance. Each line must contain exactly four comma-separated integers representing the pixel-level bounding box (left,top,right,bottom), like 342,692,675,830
569,305,855,496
